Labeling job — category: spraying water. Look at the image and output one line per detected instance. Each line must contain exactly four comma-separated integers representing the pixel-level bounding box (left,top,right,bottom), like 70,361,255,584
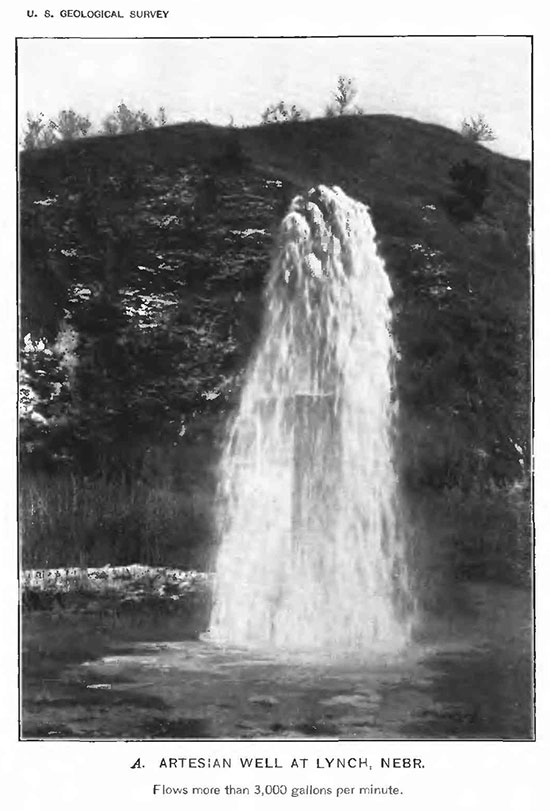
209,185,415,655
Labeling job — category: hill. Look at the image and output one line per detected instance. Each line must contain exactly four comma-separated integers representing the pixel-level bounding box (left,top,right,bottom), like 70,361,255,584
19,115,531,585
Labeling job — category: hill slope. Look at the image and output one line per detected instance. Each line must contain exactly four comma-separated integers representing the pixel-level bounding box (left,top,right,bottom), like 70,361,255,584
19,115,531,578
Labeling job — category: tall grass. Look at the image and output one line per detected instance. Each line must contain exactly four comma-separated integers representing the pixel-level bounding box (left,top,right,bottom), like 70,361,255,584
20,469,216,571
405,479,532,613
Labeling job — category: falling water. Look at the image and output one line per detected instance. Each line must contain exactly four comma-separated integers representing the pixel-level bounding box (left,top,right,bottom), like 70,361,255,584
209,185,415,655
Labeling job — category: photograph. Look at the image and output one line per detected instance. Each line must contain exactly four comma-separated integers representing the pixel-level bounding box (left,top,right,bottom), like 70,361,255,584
17,35,533,741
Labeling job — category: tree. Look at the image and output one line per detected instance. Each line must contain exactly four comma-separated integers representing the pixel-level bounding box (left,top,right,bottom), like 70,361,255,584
461,114,496,143
101,102,156,135
21,110,91,150
52,109,92,140
325,75,364,117
156,106,168,126
21,105,168,150
21,114,56,150
19,328,76,471
261,101,309,124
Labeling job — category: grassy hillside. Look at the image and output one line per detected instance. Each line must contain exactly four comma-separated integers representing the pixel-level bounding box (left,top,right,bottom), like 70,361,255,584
19,115,531,587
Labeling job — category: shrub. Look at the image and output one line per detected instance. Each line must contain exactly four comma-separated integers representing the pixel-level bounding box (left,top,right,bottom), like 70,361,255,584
461,114,496,143
210,135,250,173
261,101,309,124
447,159,490,221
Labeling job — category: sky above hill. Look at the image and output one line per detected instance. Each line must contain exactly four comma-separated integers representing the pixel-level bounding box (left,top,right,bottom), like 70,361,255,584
18,36,531,159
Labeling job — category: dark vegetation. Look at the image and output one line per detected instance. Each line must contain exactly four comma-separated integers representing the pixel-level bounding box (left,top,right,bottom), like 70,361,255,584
19,112,531,591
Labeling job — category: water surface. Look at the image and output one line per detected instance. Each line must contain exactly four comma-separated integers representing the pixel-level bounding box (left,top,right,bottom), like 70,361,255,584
22,581,532,740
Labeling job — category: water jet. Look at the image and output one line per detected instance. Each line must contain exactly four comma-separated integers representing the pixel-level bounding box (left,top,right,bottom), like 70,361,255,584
210,185,415,655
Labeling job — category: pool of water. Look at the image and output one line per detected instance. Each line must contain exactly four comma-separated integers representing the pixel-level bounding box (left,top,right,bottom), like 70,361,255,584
21,582,533,740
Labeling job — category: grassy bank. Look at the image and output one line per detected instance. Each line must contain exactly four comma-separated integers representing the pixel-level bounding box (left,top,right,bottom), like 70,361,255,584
20,465,531,591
